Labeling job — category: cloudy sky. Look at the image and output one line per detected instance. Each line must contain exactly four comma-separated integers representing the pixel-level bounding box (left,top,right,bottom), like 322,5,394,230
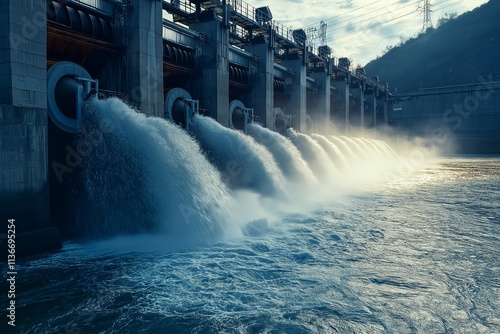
249,0,489,66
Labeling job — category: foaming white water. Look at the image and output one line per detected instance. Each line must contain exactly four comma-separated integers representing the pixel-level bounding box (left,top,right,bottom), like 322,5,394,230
307,134,403,189
360,138,386,158
287,128,338,181
311,133,349,170
20,158,499,334
73,97,434,247
329,136,360,163
380,140,400,159
342,136,370,160
79,97,236,243
191,115,287,197
355,138,379,157
247,123,317,183
370,139,393,158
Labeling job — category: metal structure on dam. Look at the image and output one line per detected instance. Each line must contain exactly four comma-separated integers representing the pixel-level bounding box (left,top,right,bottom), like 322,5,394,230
0,0,392,256
391,82,500,154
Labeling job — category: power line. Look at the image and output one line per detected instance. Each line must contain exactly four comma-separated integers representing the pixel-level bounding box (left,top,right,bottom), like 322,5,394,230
323,0,419,31
326,0,467,62
326,0,460,42
325,0,420,35
303,0,423,34
302,0,385,28
327,8,418,41
433,0,466,13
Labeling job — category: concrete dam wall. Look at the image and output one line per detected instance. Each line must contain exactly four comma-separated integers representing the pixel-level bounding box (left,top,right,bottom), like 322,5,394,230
1,0,393,256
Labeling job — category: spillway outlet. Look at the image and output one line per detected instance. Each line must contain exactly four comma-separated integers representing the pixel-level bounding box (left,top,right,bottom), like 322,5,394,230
229,99,255,134
272,107,292,135
172,98,199,131
47,61,99,133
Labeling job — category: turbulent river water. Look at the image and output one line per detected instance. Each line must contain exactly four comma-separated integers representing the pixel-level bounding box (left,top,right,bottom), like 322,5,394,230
1,98,499,334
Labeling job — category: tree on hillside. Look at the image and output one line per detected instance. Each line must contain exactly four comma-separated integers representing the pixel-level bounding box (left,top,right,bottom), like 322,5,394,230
437,12,458,27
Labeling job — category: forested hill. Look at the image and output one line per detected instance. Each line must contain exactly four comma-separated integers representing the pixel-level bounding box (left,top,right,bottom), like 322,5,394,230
364,0,500,92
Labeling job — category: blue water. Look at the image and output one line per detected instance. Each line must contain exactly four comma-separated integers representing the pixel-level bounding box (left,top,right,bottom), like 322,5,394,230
1,99,499,333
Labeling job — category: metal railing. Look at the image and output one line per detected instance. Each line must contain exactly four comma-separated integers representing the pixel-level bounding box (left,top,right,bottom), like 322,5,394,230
169,0,198,14
162,1,344,66
271,20,295,45
343,67,388,92
164,1,303,47
228,0,255,21
70,0,116,13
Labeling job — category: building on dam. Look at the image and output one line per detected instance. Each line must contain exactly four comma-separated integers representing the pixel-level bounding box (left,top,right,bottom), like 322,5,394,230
0,0,392,256
391,82,500,154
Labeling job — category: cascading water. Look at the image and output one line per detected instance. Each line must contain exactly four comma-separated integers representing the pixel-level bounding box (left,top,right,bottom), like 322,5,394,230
310,133,349,170
23,93,494,334
360,138,389,158
287,128,338,180
380,140,400,159
342,136,370,160
74,97,236,243
329,135,360,163
60,96,403,244
372,139,393,158
247,123,317,184
190,115,287,197
354,137,378,158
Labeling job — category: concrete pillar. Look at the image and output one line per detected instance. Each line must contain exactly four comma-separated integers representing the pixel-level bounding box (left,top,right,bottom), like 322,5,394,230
383,94,389,125
351,84,365,128
190,12,230,126
0,0,60,256
332,78,349,131
123,0,164,117
375,92,389,127
245,38,274,128
282,56,307,132
368,92,377,128
310,67,331,133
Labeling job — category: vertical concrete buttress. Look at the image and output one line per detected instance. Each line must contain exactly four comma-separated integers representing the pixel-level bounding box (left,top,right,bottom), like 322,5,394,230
382,93,389,125
245,38,274,128
351,84,365,128
282,57,307,132
190,13,230,127
370,91,377,128
310,66,331,133
123,0,164,117
332,79,350,131
0,0,60,255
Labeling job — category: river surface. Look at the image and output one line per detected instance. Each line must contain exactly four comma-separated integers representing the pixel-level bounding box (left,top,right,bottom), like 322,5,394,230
2,156,499,334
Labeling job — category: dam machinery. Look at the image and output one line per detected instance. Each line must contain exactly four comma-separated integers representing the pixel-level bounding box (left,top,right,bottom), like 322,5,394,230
0,0,392,256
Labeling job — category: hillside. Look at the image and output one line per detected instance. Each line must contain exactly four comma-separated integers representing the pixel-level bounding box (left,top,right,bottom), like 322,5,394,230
365,0,500,92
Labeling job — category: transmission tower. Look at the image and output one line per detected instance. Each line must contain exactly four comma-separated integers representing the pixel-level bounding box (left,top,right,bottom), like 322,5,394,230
306,21,327,44
319,21,327,46
421,0,433,31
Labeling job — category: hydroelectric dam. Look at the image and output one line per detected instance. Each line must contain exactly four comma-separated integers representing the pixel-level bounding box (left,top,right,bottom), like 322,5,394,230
0,0,393,256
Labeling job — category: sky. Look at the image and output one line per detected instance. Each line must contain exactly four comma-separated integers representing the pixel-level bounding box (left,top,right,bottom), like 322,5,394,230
248,0,489,66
